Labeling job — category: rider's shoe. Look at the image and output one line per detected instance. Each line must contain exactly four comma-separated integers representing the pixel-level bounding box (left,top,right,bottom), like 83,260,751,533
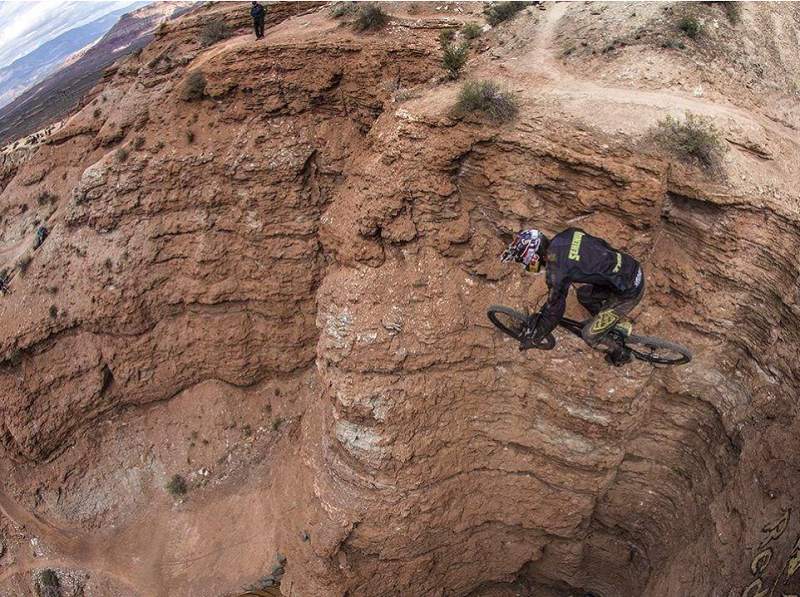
605,349,632,367
612,318,633,337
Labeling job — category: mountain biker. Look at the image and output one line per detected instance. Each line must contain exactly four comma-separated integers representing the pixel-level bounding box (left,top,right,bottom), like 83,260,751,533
500,228,645,365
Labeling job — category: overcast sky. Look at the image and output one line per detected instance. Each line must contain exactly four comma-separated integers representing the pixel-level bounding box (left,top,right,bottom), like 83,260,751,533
0,1,147,69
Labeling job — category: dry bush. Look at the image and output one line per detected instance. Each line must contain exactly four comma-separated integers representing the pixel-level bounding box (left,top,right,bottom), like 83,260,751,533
166,474,187,497
462,22,482,40
484,1,529,27
181,71,207,101
115,147,129,162
678,15,703,38
439,28,455,46
36,191,56,205
455,80,518,121
330,1,357,18
354,3,388,32
200,19,231,46
651,111,727,168
17,253,32,275
36,569,61,597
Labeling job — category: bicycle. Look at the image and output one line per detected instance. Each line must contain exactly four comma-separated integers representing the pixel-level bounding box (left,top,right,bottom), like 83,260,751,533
486,305,692,366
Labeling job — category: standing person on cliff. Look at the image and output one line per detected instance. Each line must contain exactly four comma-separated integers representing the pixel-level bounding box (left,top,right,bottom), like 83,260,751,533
251,1,266,39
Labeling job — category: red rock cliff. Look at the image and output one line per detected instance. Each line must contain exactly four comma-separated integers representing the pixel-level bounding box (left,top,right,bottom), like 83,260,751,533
1,2,799,596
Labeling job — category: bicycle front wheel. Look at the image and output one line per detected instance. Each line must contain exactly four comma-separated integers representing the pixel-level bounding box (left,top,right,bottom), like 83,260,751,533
486,305,555,350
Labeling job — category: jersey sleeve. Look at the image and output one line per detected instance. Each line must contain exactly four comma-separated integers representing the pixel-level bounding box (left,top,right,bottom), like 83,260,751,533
533,271,570,340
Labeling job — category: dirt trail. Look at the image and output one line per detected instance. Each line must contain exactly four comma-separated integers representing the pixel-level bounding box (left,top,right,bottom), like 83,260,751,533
503,3,799,146
0,487,163,595
0,476,280,596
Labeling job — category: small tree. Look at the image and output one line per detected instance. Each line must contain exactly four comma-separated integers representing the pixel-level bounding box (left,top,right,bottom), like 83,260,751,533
442,43,469,80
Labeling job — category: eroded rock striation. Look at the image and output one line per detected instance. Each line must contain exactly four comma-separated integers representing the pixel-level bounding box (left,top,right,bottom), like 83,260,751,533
1,2,799,596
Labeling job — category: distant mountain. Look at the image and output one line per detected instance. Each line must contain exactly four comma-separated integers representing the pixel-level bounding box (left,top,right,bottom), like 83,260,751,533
0,2,193,146
0,2,148,109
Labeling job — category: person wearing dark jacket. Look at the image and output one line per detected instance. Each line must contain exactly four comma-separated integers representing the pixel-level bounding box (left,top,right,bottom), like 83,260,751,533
500,227,645,365
251,1,266,39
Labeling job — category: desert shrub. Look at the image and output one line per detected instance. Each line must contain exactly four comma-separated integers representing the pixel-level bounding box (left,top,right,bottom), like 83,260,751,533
271,417,284,431
393,87,418,103
166,474,187,497
706,1,741,24
36,569,61,597
678,15,703,38
330,1,357,18
438,28,455,46
200,18,231,46
49,305,58,318
181,71,207,101
651,111,727,168
133,136,145,150
442,43,469,79
661,38,686,50
354,3,388,32
157,22,168,36
115,147,129,162
723,2,741,24
18,254,32,275
4,348,22,367
455,80,518,121
484,1,529,27
36,191,56,205
93,108,101,118
462,22,482,40
186,129,195,143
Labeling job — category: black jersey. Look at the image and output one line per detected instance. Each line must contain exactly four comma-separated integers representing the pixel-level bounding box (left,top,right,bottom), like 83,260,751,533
535,228,642,338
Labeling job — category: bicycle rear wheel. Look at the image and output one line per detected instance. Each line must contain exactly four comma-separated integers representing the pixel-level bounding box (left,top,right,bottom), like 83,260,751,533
486,305,555,350
625,334,692,365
